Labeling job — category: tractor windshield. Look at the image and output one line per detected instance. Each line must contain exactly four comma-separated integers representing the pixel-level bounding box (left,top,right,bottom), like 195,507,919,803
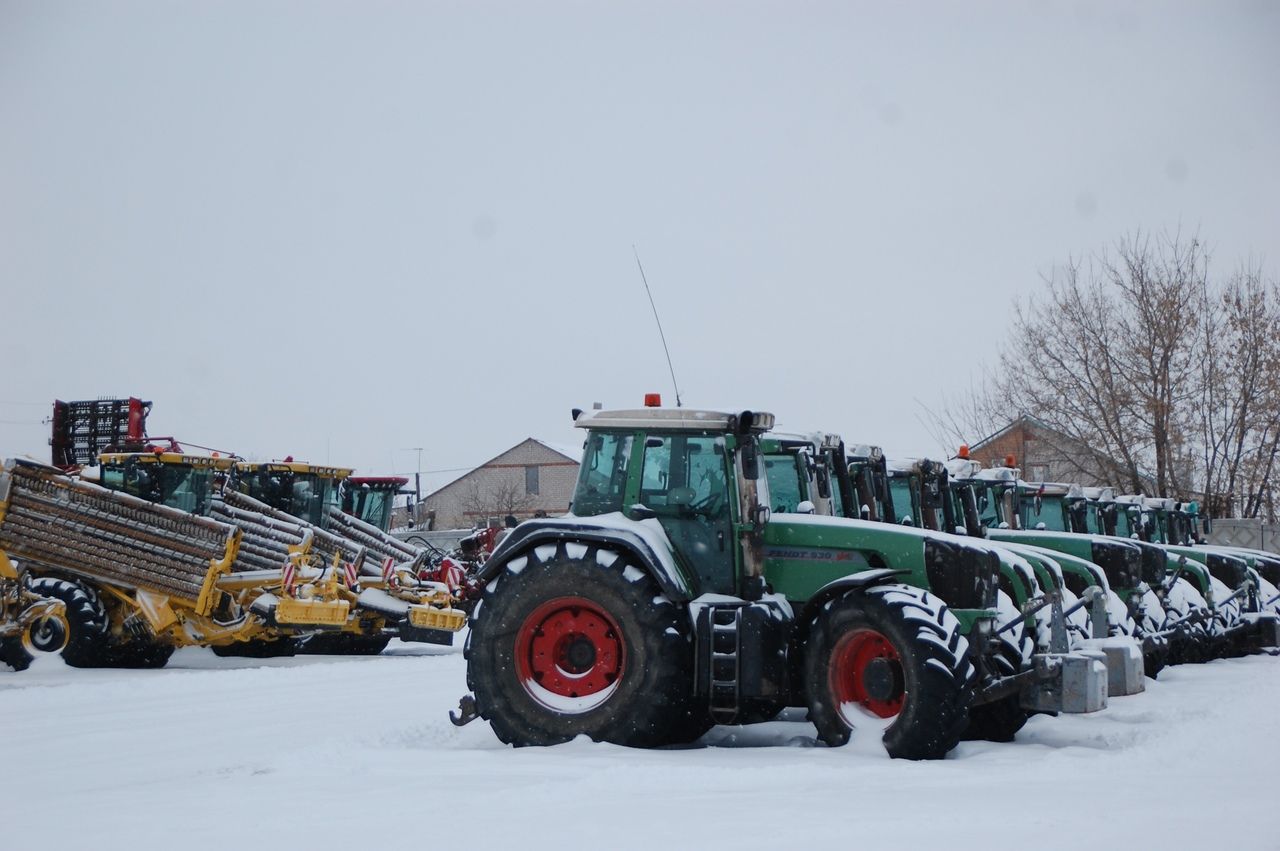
101,460,214,515
763,451,807,513
347,487,396,531
971,481,1004,528
573,432,634,516
1022,493,1068,532
888,475,917,525
241,470,341,526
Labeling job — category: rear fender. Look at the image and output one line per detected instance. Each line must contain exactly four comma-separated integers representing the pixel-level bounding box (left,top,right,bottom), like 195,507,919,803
795,568,908,632
476,518,693,601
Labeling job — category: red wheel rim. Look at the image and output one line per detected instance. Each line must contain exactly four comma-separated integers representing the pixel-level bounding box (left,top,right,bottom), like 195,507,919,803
829,627,905,720
514,596,625,711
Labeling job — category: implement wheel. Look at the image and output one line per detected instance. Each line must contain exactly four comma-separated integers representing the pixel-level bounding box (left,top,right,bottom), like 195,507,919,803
25,578,108,667
0,605,70,672
465,543,697,747
805,584,973,760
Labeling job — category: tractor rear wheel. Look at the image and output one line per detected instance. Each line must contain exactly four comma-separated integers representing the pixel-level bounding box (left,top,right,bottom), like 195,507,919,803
26,578,108,667
466,543,697,747
805,583,973,760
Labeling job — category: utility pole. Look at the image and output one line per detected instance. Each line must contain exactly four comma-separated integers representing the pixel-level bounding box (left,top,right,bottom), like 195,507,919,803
407,447,424,528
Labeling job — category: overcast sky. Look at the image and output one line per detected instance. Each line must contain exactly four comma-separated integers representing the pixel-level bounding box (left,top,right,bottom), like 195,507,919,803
2,1,1276,495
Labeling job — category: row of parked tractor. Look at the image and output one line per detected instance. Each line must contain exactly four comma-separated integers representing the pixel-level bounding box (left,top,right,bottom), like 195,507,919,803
4,395,1276,760
451,398,1280,758
0,398,474,672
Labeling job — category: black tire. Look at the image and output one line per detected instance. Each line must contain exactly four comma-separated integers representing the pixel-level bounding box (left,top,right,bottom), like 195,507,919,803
1162,578,1213,665
97,639,174,669
296,634,390,656
465,542,697,748
805,583,974,760
27,578,108,667
212,638,298,658
964,591,1032,743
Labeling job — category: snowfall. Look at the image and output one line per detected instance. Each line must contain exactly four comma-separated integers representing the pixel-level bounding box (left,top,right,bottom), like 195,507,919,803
4,638,1277,851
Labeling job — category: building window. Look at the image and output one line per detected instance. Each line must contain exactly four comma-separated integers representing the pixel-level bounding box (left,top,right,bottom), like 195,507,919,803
525,465,539,495
1030,464,1050,482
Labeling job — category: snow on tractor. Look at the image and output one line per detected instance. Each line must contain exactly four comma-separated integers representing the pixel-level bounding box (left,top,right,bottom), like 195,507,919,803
455,401,1108,759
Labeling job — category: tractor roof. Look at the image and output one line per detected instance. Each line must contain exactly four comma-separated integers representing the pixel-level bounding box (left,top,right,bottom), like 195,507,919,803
98,451,236,471
764,430,843,451
348,476,410,488
846,443,884,462
235,460,353,479
1020,481,1083,498
574,407,775,434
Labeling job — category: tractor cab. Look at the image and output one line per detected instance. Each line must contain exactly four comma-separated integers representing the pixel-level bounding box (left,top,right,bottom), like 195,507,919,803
885,458,958,533
235,461,352,528
97,451,234,516
570,404,773,598
1113,495,1155,542
1016,482,1081,533
1066,487,1117,536
843,444,893,522
760,431,845,517
342,476,409,532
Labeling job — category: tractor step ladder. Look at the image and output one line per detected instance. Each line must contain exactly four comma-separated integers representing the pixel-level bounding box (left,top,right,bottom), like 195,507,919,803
708,606,741,724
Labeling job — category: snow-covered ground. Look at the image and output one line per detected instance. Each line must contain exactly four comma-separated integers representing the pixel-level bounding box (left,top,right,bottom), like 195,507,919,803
3,641,1277,851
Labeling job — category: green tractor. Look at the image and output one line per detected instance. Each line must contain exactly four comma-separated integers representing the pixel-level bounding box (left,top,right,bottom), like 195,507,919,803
457,404,1107,758
943,462,1181,677
1111,495,1279,656
760,435,1114,742
841,450,1147,710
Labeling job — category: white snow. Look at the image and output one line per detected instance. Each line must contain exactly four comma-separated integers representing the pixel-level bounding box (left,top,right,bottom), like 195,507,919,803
1,647,1278,850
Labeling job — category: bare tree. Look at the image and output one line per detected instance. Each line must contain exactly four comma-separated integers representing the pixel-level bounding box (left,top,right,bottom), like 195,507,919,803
459,474,535,525
1199,266,1280,519
934,230,1280,520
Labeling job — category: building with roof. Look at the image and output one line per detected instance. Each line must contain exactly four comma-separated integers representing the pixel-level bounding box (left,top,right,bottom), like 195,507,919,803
407,438,581,531
967,415,1156,491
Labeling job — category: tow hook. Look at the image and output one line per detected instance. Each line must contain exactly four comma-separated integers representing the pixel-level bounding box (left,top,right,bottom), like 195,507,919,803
450,694,479,727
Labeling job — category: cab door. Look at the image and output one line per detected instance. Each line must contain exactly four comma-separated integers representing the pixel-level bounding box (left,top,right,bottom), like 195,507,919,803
638,434,737,595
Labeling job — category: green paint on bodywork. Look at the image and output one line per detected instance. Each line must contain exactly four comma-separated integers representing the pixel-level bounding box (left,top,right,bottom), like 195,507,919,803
761,516,994,631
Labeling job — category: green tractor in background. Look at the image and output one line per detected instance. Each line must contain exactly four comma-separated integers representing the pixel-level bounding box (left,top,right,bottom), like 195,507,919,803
457,402,1108,759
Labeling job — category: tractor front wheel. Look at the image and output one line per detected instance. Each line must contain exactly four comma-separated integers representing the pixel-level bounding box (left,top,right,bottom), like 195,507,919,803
805,584,973,760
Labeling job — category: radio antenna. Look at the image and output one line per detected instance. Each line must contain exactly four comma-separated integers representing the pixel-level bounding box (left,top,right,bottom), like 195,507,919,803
633,245,683,407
